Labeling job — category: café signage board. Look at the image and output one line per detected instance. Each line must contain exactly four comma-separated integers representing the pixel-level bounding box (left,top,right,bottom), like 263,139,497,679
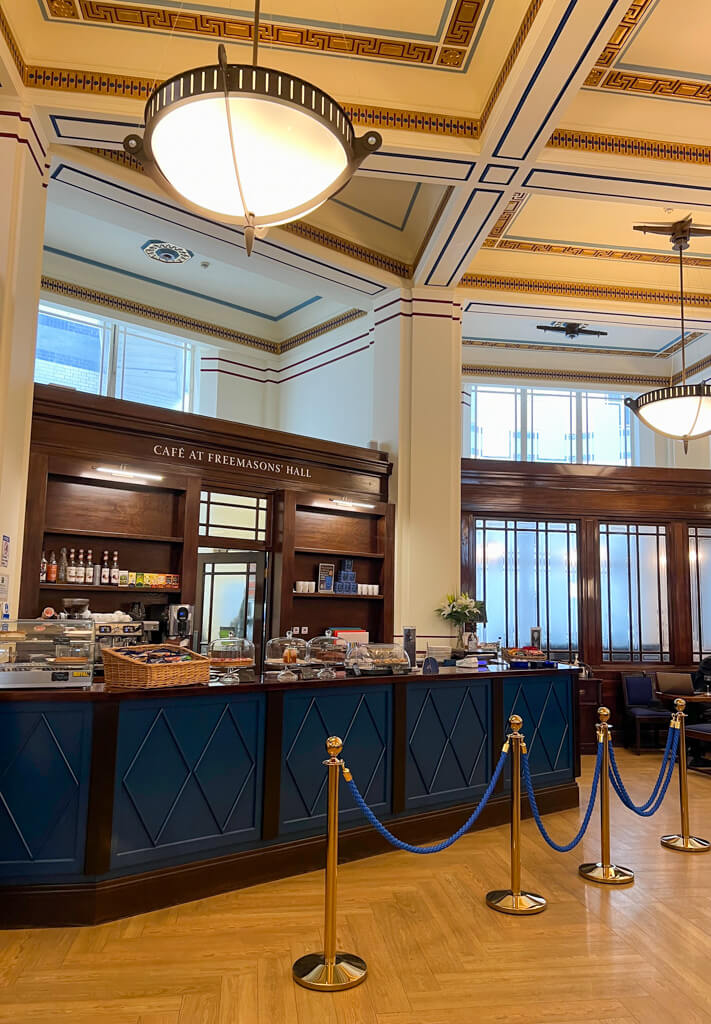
151,442,312,479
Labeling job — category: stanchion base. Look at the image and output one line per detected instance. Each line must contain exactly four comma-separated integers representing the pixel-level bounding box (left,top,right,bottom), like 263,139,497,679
660,834,711,853
485,889,547,915
578,862,634,884
292,952,367,991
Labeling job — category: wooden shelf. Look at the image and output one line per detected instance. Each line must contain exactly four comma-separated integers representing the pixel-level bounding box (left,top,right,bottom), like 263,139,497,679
44,527,183,543
294,546,384,559
292,592,383,600
39,585,180,594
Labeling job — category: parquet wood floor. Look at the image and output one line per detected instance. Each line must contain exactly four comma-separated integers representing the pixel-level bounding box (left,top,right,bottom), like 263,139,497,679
2,750,710,1023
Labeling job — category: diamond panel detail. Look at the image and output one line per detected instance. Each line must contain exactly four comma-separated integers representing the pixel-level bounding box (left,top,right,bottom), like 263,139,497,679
503,676,572,785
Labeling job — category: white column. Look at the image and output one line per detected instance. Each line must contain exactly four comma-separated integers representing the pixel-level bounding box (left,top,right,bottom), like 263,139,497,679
0,109,49,614
371,288,463,652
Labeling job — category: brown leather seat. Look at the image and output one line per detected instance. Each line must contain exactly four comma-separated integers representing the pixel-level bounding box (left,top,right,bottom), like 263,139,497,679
655,672,694,696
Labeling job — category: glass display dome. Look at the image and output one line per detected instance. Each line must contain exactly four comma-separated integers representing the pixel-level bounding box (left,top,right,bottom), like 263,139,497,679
265,634,308,667
345,642,410,675
306,635,347,664
208,637,255,675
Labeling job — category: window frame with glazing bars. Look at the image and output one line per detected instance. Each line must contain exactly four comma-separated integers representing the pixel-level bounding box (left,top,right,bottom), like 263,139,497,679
198,489,271,550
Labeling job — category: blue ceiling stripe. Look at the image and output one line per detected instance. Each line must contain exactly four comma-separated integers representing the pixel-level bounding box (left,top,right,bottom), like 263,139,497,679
332,183,421,231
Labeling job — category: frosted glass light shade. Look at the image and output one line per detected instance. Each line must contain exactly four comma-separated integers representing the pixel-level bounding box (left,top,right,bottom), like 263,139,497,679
125,60,381,229
625,384,711,442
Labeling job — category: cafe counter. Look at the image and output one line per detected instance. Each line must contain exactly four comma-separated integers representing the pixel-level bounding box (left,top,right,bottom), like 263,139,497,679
0,664,579,926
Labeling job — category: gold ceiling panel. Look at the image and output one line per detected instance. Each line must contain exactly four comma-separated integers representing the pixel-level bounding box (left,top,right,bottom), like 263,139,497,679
34,0,488,72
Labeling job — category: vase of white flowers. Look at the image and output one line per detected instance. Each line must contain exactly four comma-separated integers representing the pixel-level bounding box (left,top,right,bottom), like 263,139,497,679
436,592,487,651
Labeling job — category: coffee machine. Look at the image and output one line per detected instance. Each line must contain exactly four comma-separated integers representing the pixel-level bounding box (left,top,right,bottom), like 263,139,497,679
167,604,194,643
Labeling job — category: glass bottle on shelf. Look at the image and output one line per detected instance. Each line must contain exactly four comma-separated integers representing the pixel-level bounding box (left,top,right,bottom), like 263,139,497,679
110,551,120,586
76,549,85,584
100,550,110,585
85,550,93,586
39,551,47,583
46,551,57,583
67,548,76,583
57,547,68,584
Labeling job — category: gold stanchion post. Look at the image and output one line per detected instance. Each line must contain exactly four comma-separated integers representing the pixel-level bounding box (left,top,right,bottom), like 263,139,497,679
579,707,634,884
661,698,710,853
292,736,367,991
486,715,547,915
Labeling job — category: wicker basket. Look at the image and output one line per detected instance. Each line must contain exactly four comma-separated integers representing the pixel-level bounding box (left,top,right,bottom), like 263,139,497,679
102,644,210,689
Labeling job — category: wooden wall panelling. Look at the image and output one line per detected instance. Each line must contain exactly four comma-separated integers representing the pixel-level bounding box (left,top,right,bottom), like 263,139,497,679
381,503,395,643
667,519,693,666
180,475,201,606
19,452,48,617
579,517,602,666
83,700,119,875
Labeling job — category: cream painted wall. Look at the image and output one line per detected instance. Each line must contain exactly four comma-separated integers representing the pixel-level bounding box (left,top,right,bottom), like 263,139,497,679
276,319,374,448
0,125,48,615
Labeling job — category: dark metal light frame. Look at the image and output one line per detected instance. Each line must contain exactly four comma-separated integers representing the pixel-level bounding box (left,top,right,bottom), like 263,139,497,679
124,48,382,239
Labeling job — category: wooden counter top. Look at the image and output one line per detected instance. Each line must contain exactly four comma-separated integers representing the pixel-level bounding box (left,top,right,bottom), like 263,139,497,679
0,662,577,701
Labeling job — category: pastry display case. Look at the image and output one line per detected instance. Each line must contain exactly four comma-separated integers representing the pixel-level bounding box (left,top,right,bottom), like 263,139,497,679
207,637,256,682
265,634,308,668
345,641,410,676
306,634,347,665
0,619,95,688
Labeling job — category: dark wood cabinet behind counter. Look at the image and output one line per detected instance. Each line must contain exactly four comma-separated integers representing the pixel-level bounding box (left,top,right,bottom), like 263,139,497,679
0,665,579,927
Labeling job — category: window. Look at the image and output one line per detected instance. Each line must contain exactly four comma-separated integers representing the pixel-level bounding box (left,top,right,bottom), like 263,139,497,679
34,302,204,413
472,518,579,660
199,491,269,544
469,384,631,465
600,523,669,662
471,385,521,460
35,308,110,395
689,526,711,660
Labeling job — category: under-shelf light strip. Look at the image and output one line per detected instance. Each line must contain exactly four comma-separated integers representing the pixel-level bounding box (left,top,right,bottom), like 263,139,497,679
96,466,164,482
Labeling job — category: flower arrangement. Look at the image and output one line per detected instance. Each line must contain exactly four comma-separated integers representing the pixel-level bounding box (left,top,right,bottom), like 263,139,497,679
436,592,487,648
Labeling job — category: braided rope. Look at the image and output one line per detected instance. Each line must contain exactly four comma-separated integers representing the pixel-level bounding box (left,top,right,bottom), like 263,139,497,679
608,729,679,817
522,742,602,852
344,747,509,854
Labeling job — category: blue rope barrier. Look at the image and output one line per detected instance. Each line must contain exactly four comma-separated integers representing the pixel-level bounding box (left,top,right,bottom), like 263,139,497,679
608,729,679,817
522,742,603,852
344,747,509,854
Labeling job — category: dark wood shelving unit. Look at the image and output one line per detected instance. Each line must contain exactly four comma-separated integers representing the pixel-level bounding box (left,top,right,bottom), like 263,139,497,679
293,546,385,560
39,585,181,594
292,592,384,600
275,491,394,642
20,453,198,617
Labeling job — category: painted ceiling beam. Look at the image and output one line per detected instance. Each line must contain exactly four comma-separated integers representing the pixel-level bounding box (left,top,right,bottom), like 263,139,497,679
414,0,632,288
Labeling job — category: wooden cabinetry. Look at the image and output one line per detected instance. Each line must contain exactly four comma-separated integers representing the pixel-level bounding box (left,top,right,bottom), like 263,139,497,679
274,491,394,643
20,454,197,617
577,676,602,755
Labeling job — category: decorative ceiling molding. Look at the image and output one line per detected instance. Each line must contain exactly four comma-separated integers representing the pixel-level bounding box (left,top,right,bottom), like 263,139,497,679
462,337,661,360
34,0,486,73
0,0,539,137
40,276,365,353
584,0,711,106
282,222,412,279
547,128,711,165
459,273,711,308
462,362,668,387
479,0,542,131
486,238,711,269
482,191,527,247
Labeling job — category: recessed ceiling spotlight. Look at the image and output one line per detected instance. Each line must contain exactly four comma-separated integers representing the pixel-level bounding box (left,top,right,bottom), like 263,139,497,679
141,239,194,264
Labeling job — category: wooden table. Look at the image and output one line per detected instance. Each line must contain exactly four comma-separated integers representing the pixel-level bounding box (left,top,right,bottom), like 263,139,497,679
655,691,711,702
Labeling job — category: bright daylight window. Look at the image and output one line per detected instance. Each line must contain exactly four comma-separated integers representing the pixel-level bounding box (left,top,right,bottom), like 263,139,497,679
470,383,632,466
34,302,203,413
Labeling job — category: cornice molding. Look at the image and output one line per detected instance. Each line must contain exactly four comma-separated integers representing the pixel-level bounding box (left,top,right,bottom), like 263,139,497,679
547,128,711,165
282,222,412,279
462,337,657,360
460,272,711,308
40,276,365,354
487,238,711,269
462,362,668,388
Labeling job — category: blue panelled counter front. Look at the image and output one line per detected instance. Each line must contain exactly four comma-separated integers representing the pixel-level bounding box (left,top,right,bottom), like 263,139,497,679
0,664,579,926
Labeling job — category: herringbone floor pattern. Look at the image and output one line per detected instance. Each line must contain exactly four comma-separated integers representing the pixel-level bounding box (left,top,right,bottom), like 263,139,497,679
1,750,710,1023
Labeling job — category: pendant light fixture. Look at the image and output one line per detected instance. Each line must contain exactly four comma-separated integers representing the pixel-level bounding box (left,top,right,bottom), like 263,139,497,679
123,0,382,254
625,216,711,453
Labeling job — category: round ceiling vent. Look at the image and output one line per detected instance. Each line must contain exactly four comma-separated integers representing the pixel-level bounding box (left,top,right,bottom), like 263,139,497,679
141,239,194,264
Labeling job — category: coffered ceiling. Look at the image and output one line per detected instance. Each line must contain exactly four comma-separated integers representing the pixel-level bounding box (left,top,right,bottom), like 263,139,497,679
3,0,711,366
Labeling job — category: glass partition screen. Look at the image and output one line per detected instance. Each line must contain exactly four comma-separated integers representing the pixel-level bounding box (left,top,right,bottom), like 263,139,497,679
600,522,669,662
